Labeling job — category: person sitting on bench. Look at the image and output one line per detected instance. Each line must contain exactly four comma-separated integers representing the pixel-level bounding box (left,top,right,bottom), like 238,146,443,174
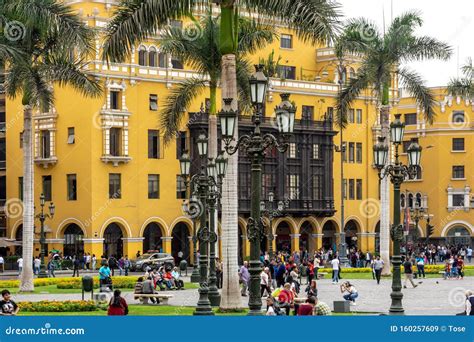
142,277,159,304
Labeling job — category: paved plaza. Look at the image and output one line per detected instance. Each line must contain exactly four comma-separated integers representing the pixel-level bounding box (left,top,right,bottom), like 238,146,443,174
11,276,471,315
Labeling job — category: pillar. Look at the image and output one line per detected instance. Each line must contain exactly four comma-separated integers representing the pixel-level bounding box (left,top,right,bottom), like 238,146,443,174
161,236,172,254
313,234,323,251
122,237,144,258
83,238,105,258
366,233,377,253
188,236,194,264
357,233,368,252
290,234,300,253
244,237,250,259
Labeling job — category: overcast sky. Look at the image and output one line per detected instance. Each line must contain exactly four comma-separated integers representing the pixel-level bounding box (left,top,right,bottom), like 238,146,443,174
337,0,473,86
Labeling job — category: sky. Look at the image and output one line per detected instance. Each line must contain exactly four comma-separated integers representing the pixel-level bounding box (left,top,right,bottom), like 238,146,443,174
337,0,474,86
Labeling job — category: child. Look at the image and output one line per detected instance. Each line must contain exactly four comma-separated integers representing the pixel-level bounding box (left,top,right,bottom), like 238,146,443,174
0,290,19,316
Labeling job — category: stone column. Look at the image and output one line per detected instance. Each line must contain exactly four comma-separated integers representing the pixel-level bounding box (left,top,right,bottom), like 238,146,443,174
290,234,300,253
161,236,173,254
122,237,144,258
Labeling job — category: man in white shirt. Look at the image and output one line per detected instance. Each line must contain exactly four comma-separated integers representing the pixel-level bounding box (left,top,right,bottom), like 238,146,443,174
0,256,4,273
331,257,340,284
467,247,473,263
17,258,23,275
33,257,41,275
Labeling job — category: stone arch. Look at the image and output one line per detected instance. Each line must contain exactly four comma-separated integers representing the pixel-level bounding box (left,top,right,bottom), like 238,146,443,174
142,222,166,253
148,46,157,67
298,217,320,255
56,218,87,239
441,220,474,237
274,219,297,253
170,220,192,263
321,220,338,251
272,217,298,235
62,223,85,258
138,45,148,66
139,217,170,237
99,217,132,239
320,217,341,234
103,222,127,258
344,218,361,249
12,223,23,255
10,220,23,240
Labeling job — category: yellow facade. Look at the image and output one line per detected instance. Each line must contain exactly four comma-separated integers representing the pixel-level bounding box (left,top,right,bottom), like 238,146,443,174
5,1,471,262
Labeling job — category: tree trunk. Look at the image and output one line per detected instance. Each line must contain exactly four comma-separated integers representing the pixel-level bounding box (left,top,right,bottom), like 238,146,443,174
219,53,242,309
20,105,35,292
380,105,391,276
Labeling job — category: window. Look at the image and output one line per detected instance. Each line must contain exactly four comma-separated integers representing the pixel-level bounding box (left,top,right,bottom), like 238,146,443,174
287,174,300,200
171,57,184,69
148,47,157,67
67,174,77,201
288,143,297,158
110,90,121,110
312,144,320,159
0,138,5,167
348,142,355,163
342,142,347,162
356,143,362,163
400,194,406,208
176,131,186,159
356,109,362,124
138,46,147,66
262,174,274,201
280,34,293,49
452,111,465,124
148,174,160,199
452,194,464,207
348,179,355,200
414,165,422,180
302,105,314,121
67,127,75,144
158,53,167,68
452,165,465,179
42,175,52,201
109,128,122,156
239,172,251,199
148,94,158,111
343,179,347,200
109,174,121,199
404,113,417,125
356,179,362,200
40,130,51,158
278,66,296,80
327,107,334,121
312,174,323,200
18,177,23,201
347,109,355,123
148,130,160,159
402,138,418,153
452,138,465,151
176,175,186,199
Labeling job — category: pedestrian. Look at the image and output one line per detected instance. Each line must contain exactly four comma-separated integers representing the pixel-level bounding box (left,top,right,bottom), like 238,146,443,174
274,260,286,287
0,290,19,316
99,262,112,291
107,289,128,316
373,255,384,284
457,256,465,280
91,254,97,270
0,255,4,273
260,267,271,297
340,281,358,305
403,257,417,288
118,257,124,276
108,255,117,276
177,250,184,263
416,254,425,278
124,256,131,276
365,251,372,267
136,250,141,258
33,256,41,275
467,247,472,263
86,253,91,270
17,257,23,275
239,261,250,296
47,260,55,277
331,256,340,284
72,256,80,277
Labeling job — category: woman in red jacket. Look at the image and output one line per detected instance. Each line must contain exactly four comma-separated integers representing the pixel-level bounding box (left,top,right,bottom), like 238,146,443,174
107,289,129,316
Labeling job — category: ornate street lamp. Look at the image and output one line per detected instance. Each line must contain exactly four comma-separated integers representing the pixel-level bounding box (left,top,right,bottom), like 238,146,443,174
373,114,422,315
179,138,227,314
36,193,55,278
260,192,286,259
220,65,295,315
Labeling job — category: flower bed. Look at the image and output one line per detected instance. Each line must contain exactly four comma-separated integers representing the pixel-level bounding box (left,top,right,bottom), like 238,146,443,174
0,276,140,290
18,300,99,312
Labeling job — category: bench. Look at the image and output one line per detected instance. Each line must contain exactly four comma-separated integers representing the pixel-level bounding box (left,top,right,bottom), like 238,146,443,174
133,293,174,305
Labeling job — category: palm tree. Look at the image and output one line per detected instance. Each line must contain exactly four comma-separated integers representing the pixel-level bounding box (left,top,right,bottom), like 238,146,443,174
103,0,340,309
336,11,451,274
3,0,101,292
448,57,474,98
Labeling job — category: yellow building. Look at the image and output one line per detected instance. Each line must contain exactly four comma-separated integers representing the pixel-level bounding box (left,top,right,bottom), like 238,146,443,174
5,1,470,263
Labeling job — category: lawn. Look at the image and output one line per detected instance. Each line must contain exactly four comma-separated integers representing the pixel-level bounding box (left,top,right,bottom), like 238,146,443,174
317,269,474,280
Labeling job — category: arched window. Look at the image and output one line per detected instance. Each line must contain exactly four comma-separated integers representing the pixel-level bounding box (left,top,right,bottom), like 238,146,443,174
158,53,167,68
416,193,422,208
415,165,422,180
138,46,147,66
400,193,406,208
408,193,414,208
148,47,157,67
348,67,356,80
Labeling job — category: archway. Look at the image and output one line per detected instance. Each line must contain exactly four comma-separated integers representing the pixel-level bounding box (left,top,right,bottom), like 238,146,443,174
143,223,164,253
446,226,472,246
300,221,315,256
171,222,190,263
15,224,23,256
345,220,360,250
374,221,380,254
322,221,337,251
238,223,245,264
63,224,84,258
103,223,124,258
275,222,291,253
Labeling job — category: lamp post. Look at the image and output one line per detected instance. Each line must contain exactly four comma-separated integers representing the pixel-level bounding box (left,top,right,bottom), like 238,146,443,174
409,204,425,246
220,65,295,315
36,193,55,278
182,192,201,283
179,136,227,314
260,192,285,259
373,114,422,315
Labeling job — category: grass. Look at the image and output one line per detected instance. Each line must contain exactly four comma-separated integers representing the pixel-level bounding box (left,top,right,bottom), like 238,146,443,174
318,269,474,280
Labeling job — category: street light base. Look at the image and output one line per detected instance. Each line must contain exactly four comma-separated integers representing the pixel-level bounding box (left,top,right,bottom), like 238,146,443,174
247,309,264,316
208,289,221,307
190,267,201,283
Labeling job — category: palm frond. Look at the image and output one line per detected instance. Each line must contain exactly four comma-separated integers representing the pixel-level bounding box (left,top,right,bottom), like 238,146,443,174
460,57,473,79
237,18,276,55
160,77,207,144
102,0,203,62
402,36,452,62
241,0,342,44
447,77,474,98
398,67,436,124
387,10,422,37
235,58,252,115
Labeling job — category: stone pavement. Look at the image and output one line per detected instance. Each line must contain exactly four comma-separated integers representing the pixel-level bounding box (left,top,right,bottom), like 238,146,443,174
11,276,472,315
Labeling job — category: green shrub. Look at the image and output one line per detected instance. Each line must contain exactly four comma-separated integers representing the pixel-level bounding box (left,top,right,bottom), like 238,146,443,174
18,300,99,312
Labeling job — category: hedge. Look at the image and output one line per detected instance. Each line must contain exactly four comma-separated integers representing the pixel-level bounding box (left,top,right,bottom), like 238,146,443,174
0,276,140,290
18,300,99,312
